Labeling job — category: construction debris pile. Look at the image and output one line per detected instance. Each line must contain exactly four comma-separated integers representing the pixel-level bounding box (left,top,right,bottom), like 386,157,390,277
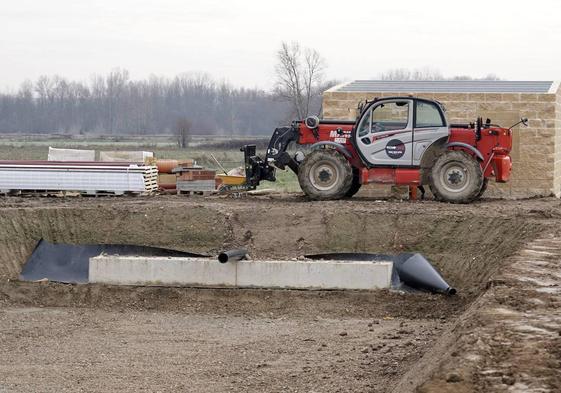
156,159,221,195
0,146,240,197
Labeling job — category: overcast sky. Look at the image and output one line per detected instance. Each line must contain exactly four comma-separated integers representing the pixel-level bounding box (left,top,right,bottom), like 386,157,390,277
1,0,560,91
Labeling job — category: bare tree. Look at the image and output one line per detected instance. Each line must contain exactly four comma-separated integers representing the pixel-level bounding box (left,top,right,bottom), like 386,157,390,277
378,67,501,81
379,67,443,81
175,117,192,148
275,41,325,119
105,68,129,133
0,70,292,136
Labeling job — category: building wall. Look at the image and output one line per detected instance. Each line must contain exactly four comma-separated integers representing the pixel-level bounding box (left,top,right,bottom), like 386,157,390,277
322,89,561,198
555,84,561,196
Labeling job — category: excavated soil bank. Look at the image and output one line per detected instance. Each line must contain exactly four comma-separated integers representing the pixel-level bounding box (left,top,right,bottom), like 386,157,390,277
1,196,559,392
0,196,545,294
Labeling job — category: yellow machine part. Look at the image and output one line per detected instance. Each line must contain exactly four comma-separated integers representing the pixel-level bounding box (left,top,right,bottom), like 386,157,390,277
216,174,247,186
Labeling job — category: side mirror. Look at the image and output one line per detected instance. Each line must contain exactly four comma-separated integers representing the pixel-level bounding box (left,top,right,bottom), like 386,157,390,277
304,116,320,129
509,117,529,130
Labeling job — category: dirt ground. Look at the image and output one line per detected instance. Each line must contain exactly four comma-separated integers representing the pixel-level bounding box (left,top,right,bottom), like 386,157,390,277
0,304,451,392
1,195,561,392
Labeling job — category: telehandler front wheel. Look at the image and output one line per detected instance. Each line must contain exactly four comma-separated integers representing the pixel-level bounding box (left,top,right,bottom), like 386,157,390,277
344,168,362,198
298,149,353,200
429,150,483,204
477,178,489,198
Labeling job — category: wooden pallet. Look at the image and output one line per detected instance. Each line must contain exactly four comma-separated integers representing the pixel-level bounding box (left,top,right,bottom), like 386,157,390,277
143,165,159,193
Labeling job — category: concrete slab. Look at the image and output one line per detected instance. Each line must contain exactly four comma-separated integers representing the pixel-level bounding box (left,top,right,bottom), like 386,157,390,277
89,257,393,290
89,257,237,287
235,260,392,290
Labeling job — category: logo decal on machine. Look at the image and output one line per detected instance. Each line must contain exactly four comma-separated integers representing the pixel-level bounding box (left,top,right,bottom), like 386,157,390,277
329,129,351,144
385,139,406,159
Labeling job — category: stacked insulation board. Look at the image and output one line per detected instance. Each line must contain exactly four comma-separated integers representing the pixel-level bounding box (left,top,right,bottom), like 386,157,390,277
0,161,158,195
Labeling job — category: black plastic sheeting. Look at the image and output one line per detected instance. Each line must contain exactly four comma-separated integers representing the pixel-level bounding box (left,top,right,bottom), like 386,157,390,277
20,242,455,294
393,253,456,295
20,239,208,284
306,252,456,295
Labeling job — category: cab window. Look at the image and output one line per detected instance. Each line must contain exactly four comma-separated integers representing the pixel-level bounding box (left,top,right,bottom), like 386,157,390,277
371,101,409,133
415,101,445,128
357,108,371,137
357,101,410,137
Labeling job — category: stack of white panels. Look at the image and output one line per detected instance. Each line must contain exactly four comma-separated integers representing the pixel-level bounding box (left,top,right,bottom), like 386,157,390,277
0,162,157,194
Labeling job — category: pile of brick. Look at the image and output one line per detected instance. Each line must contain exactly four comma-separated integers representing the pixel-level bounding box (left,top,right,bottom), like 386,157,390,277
156,159,194,191
176,168,217,194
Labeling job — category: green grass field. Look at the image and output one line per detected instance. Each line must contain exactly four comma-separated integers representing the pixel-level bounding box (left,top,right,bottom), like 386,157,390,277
0,135,301,193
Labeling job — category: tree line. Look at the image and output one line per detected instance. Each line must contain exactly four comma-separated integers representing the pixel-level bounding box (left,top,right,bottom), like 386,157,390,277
0,41,500,136
0,70,302,136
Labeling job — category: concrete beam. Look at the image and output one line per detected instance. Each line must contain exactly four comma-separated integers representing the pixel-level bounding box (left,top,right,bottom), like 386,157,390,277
89,256,393,290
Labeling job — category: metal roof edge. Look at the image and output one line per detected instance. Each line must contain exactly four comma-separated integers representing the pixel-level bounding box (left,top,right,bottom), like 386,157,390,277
548,81,561,94
325,81,351,93
329,80,555,94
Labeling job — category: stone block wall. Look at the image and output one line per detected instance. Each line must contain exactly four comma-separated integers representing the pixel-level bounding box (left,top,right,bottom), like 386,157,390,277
555,86,561,195
322,87,561,198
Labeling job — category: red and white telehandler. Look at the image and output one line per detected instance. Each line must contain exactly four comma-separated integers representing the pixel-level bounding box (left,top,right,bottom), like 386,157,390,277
242,96,527,203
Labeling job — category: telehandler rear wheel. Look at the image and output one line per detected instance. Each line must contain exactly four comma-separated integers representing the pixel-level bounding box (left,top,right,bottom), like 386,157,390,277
298,149,353,200
429,150,483,204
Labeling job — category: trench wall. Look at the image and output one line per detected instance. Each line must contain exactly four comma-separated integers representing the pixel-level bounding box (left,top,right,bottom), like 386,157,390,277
0,204,540,298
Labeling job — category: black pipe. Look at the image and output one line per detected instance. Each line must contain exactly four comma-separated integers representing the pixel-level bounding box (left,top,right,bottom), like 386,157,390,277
218,248,248,263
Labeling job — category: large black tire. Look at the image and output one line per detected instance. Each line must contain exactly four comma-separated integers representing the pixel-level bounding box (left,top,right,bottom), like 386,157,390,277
428,184,441,201
429,150,483,204
345,169,362,198
477,178,489,198
298,149,353,200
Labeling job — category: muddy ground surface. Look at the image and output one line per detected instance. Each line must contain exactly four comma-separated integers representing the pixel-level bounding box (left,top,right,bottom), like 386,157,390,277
1,195,561,392
418,234,561,393
0,305,450,393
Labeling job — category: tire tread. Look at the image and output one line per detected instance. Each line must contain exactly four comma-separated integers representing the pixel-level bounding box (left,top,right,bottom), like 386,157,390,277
298,149,353,200
429,150,483,204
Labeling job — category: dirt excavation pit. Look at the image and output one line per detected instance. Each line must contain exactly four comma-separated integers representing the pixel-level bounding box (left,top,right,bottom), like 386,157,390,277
0,196,558,392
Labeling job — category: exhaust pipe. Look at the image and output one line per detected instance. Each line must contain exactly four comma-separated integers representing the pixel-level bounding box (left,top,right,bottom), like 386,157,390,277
218,248,248,263
394,253,456,295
